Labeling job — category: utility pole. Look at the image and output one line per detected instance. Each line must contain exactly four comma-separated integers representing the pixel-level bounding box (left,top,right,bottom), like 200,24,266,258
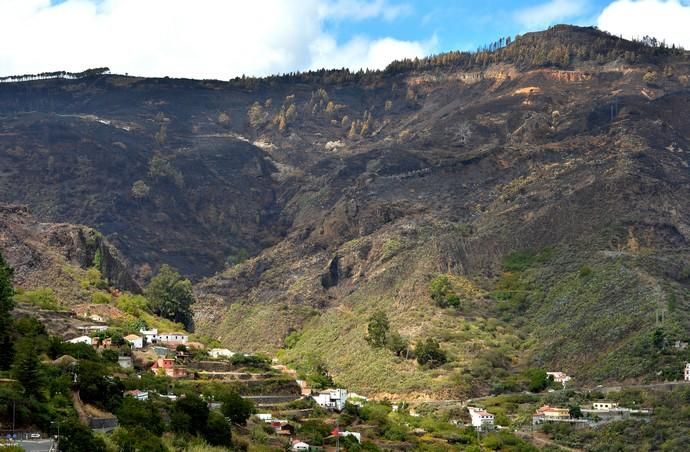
336,419,340,452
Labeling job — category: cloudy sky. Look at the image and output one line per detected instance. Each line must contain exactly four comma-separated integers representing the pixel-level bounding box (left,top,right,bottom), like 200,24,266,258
0,0,689,79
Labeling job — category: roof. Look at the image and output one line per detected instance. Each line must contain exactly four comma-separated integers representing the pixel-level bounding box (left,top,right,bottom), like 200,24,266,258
124,334,142,340
68,335,92,341
125,389,146,395
535,405,570,415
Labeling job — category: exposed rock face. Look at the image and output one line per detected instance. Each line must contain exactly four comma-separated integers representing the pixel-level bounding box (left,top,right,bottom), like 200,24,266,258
0,204,139,298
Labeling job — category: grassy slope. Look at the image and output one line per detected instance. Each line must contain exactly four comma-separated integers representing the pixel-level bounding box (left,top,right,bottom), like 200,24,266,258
278,232,525,399
275,238,690,398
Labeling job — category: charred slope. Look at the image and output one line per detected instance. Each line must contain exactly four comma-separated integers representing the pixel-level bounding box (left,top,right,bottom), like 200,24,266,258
1,26,690,395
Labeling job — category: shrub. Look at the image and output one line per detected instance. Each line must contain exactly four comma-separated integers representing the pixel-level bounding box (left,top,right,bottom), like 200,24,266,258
220,391,254,425
429,275,460,308
579,265,593,278
14,288,60,310
415,338,448,368
366,311,390,347
503,250,537,272
91,291,111,304
643,70,658,85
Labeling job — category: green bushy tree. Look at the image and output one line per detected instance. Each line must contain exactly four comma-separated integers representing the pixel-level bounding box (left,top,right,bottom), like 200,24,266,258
415,338,447,368
429,275,460,308
145,265,195,330
366,311,390,347
220,390,254,425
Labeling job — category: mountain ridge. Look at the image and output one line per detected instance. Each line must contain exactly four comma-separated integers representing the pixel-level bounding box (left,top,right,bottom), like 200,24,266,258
2,25,690,398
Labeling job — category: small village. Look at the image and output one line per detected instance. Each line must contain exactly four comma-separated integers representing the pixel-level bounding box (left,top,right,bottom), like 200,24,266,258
59,317,679,451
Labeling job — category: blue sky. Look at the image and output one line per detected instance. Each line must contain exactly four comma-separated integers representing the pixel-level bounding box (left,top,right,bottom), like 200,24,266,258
324,0,605,53
2,0,690,79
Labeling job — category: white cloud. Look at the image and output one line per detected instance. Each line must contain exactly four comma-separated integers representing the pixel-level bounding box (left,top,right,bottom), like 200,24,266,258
310,35,435,71
318,0,412,21
0,0,431,79
514,0,590,29
597,0,690,48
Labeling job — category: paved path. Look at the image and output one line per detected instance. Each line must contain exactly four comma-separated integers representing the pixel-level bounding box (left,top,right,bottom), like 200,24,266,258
15,439,55,452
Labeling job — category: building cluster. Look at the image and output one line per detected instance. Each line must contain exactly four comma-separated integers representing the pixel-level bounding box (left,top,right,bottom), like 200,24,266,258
257,412,361,451
66,327,192,376
533,401,651,428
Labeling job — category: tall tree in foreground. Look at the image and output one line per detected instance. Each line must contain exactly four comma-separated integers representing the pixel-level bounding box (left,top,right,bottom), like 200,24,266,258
0,252,15,369
145,265,195,330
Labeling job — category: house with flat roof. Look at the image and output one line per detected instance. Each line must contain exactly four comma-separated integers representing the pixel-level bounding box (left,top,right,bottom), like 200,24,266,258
592,401,619,410
313,388,348,411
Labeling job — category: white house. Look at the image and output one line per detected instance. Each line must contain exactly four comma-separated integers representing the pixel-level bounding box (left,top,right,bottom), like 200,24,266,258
209,348,235,359
67,335,93,345
592,401,619,410
339,431,361,443
256,413,273,422
124,390,149,401
685,363,690,381
157,332,189,345
124,334,144,349
292,440,310,451
547,371,572,386
139,328,158,344
468,407,495,431
313,388,348,411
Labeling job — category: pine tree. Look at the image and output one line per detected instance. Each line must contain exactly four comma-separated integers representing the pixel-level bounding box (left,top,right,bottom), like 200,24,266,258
12,336,43,396
0,252,14,370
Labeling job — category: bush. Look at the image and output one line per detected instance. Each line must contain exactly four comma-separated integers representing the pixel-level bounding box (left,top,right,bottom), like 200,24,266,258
229,354,270,369
112,426,166,452
220,391,254,425
643,70,658,85
429,275,460,308
415,338,448,368
171,394,209,435
13,288,60,310
204,411,232,447
579,265,593,278
91,291,111,304
59,419,107,452
116,397,164,435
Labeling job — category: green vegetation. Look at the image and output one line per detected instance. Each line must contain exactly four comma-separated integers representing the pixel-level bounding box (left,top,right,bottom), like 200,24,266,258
0,252,15,369
225,249,249,267
429,275,460,308
145,265,195,330
13,288,61,310
366,310,390,348
366,311,411,358
220,390,255,425
415,338,447,368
